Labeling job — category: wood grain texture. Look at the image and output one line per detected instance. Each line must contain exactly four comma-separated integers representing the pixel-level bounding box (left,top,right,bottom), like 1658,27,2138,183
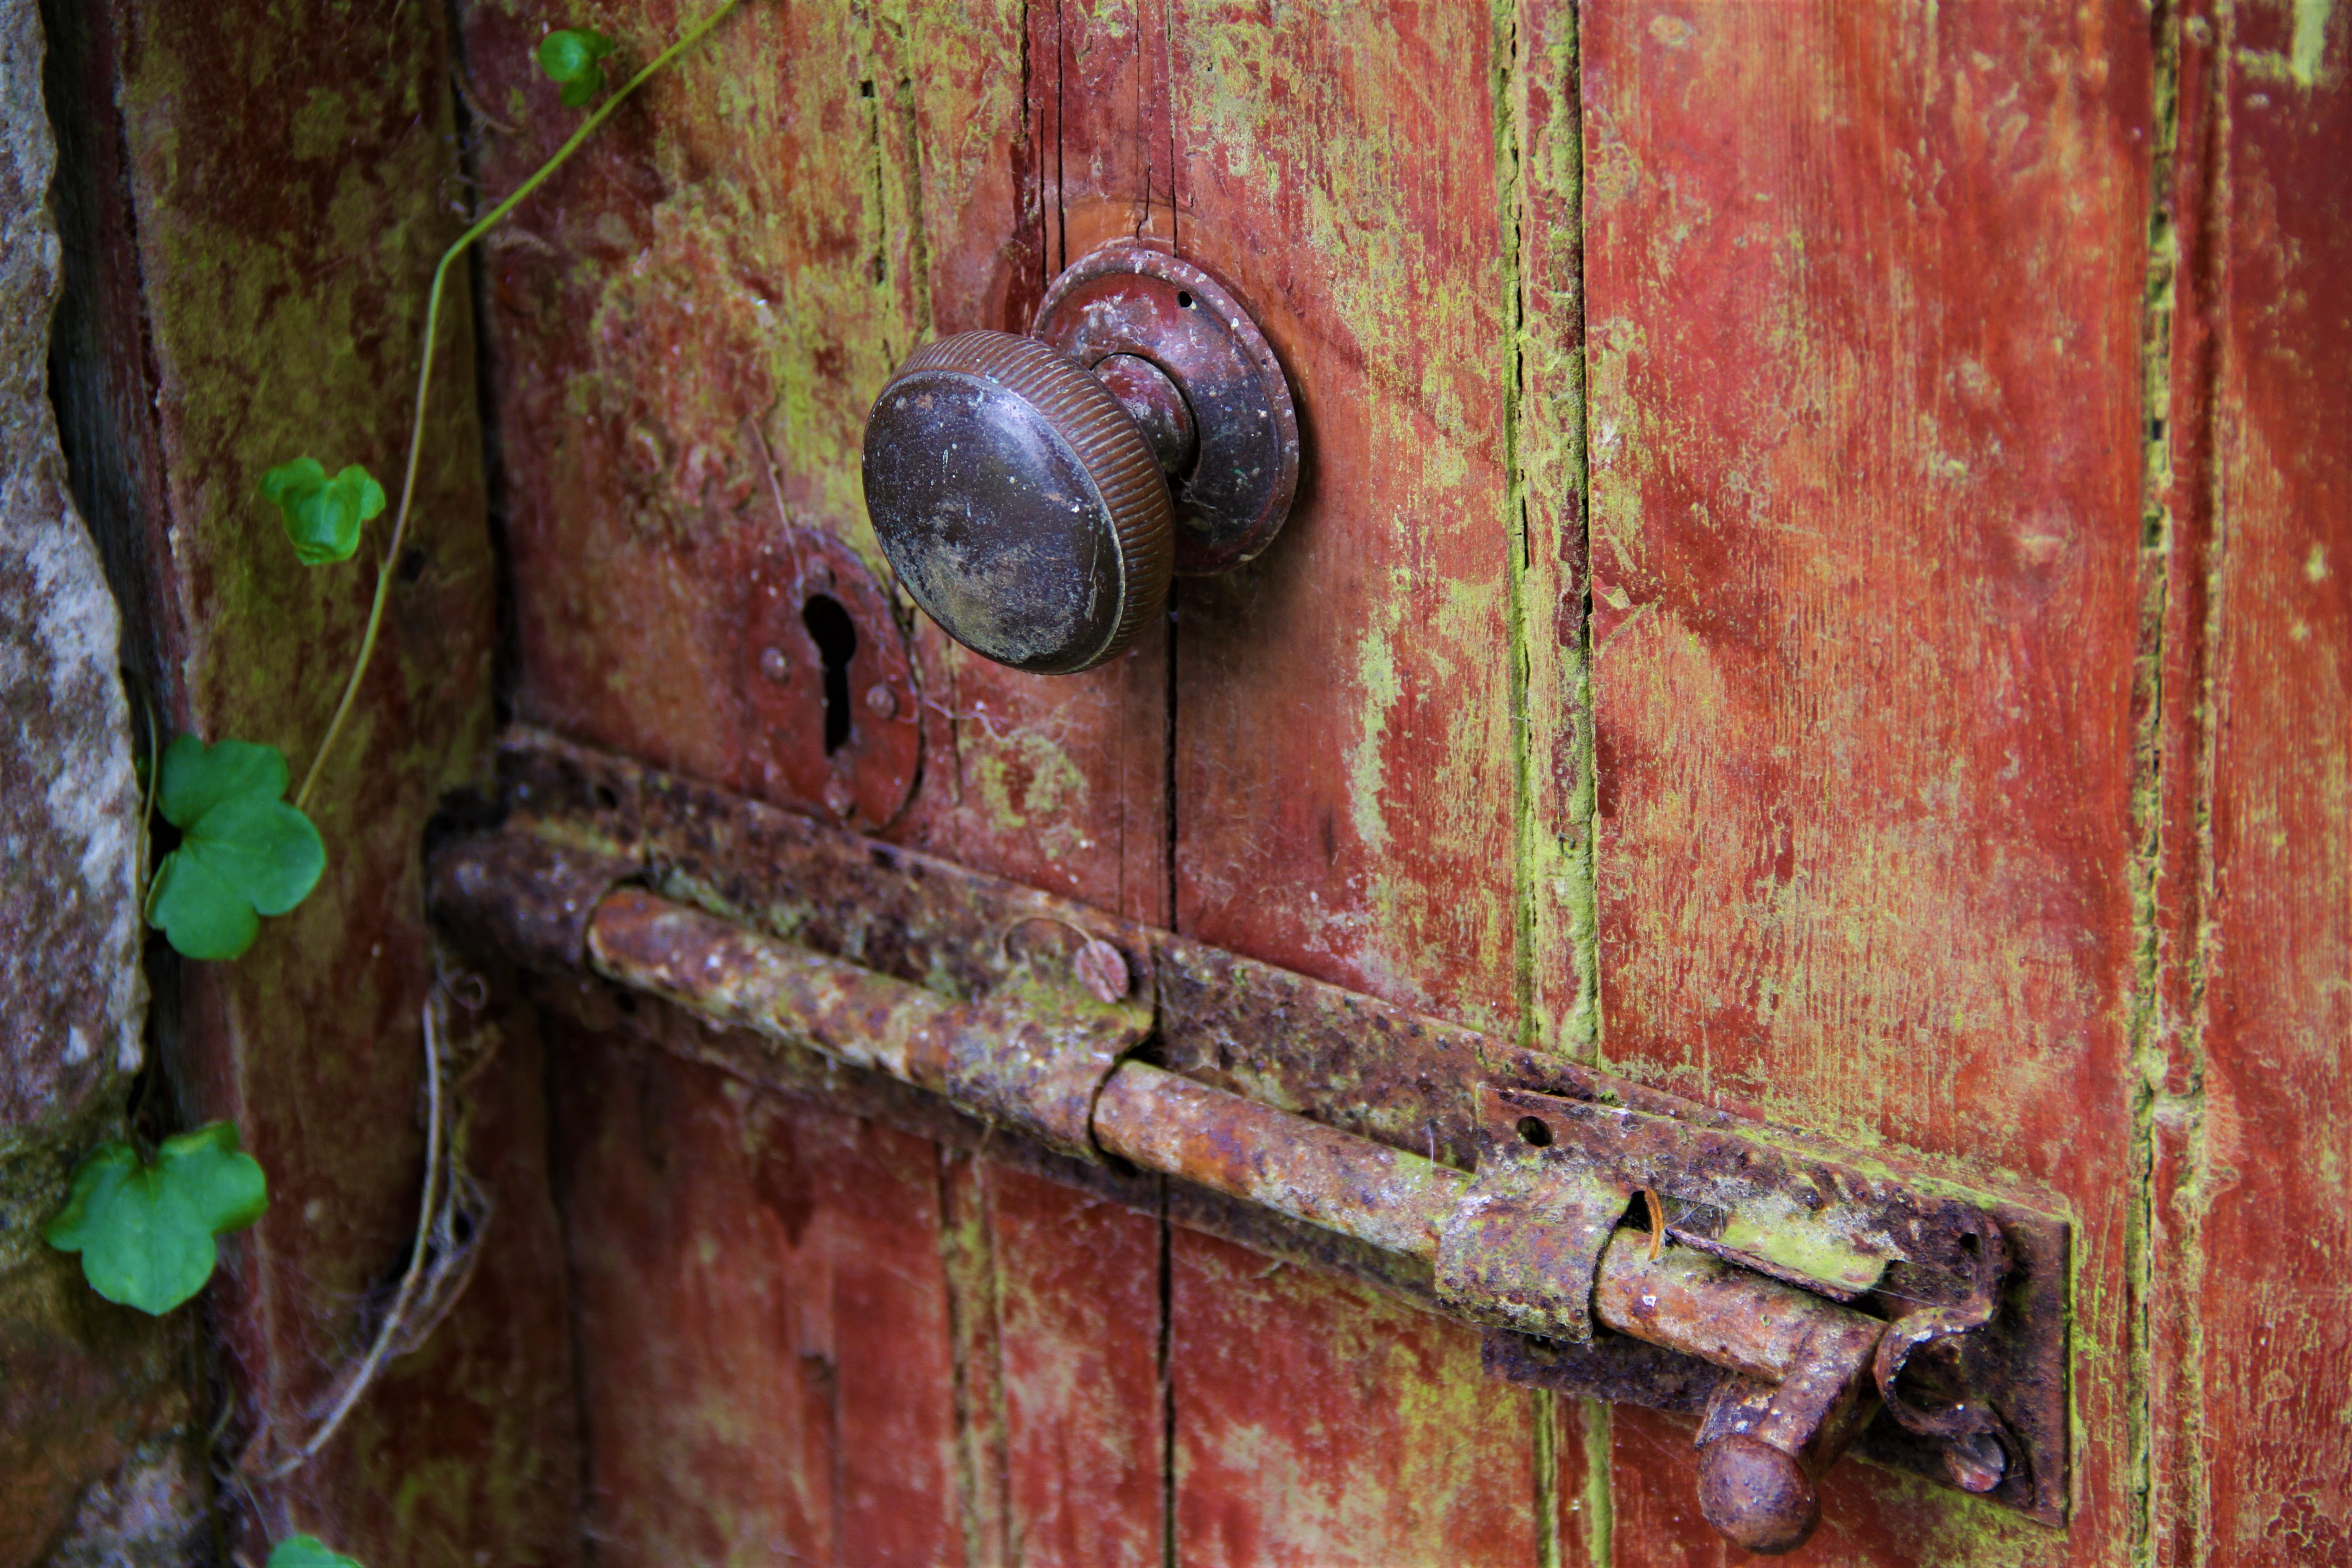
551,1037,967,1565
1583,4,2151,1561
465,0,924,794
973,1160,1168,1567
1171,0,1523,1038
463,2,1171,1558
1161,0,1558,1559
1553,1397,1608,1568
2146,2,2352,1562
1171,1230,1541,1568
45,0,579,1559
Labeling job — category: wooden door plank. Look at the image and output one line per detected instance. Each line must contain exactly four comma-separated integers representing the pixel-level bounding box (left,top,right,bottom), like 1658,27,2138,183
550,1039,969,1565
463,6,975,1556
2148,3,2352,1560
976,1161,1169,1567
466,0,923,790
1170,0,1524,1040
1042,0,1178,267
1171,1232,1542,1568
893,0,1173,937
465,4,1171,1559
1164,0,1549,1559
1582,4,2152,1560
902,5,1179,1558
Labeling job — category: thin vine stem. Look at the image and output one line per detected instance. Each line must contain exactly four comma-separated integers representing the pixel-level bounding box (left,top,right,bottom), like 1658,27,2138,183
297,0,747,810
250,989,449,1483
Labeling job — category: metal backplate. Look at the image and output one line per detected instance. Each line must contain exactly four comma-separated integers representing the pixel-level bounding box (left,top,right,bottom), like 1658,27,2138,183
1034,240,1302,574
735,527,920,832
1482,1068,2070,1525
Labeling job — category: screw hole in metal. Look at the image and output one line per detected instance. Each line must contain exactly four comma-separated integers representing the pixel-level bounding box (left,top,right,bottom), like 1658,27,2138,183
1515,1115,1553,1147
801,594,859,755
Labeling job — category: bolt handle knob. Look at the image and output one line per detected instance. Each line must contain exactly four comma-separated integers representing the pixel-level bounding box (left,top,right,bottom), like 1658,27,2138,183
861,243,1299,675
1697,1436,1821,1556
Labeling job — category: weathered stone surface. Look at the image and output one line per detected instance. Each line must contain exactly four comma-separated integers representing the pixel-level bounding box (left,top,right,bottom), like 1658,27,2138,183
0,0,140,1155
0,10,202,1568
0,1251,196,1568
39,1438,207,1568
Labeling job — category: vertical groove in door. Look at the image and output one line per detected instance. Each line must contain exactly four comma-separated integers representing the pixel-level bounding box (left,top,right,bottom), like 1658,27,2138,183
939,1149,1014,1565
1504,0,1603,1072
1153,4,1183,1558
2124,3,2190,1561
1503,1,1609,1560
1157,1176,1178,1568
1497,0,1538,1055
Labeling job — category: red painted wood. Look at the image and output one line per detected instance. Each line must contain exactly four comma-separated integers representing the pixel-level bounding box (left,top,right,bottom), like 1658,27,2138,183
552,1037,969,1565
1044,0,1177,269
446,0,2352,1560
466,0,919,798
1583,4,2153,1561
464,1,1171,1558
1160,0,1558,1558
979,1162,1168,1566
1171,0,1524,1041
893,0,1172,935
1171,1230,1540,1568
1552,1397,1607,1568
2147,3,2352,1560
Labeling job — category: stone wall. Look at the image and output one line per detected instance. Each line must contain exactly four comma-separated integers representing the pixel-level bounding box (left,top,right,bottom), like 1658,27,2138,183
0,0,205,1560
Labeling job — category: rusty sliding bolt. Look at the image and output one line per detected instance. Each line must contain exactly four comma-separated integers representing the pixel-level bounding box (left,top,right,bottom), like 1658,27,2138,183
1092,1061,1469,1257
1595,1229,1884,1552
586,887,1144,1163
1103,1063,1880,1553
428,835,1880,1553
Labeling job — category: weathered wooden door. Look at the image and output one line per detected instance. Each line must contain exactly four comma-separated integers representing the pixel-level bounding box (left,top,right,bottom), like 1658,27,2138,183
451,0,2350,1562
43,0,2346,1563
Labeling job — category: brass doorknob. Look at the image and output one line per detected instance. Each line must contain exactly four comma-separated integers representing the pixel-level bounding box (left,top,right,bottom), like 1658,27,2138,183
861,243,1300,674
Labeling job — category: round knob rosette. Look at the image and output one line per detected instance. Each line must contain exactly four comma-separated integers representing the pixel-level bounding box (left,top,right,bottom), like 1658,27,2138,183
861,330,1176,675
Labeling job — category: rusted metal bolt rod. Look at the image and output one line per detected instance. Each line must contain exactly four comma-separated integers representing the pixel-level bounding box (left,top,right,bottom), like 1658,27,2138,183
1092,1061,1467,1256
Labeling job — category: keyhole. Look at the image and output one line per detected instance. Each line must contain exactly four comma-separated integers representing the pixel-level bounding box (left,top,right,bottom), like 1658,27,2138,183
802,594,858,755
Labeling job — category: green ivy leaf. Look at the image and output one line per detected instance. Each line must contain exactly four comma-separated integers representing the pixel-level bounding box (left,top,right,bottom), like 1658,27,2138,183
43,1122,268,1315
538,28,618,108
260,457,386,566
144,735,325,960
268,1537,365,1568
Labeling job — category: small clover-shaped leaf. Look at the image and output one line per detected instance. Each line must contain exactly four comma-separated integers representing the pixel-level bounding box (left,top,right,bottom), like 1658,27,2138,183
539,28,618,108
44,1122,268,1315
261,457,385,566
269,1536,365,1568
144,735,325,960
